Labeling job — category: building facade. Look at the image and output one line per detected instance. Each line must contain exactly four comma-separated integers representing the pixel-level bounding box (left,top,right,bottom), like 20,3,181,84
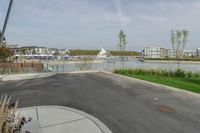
143,47,170,58
7,45,56,55
197,48,200,58
182,50,196,58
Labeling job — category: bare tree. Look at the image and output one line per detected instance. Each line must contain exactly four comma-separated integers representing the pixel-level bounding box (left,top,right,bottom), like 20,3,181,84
171,29,188,69
118,30,127,68
118,30,127,52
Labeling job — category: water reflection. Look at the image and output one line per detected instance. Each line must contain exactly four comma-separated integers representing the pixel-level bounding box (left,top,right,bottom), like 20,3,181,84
43,58,200,73
74,58,93,71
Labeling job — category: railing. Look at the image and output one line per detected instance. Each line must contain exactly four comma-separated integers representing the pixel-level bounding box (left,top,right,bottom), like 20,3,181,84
0,62,44,74
0,58,200,75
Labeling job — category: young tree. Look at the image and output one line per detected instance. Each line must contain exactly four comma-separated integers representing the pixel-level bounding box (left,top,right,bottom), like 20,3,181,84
0,45,14,74
118,30,127,68
118,30,127,52
0,45,13,62
171,29,188,69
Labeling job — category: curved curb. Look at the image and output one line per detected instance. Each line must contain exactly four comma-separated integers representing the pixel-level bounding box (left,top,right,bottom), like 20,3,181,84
0,75,6,81
1,73,56,81
100,70,200,98
18,106,112,133
1,71,101,81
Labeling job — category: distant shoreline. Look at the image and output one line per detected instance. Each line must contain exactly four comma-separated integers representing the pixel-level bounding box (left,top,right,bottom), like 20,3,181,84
144,60,200,64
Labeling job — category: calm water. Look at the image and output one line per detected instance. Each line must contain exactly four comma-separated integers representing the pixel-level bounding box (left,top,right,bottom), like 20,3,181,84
42,59,200,73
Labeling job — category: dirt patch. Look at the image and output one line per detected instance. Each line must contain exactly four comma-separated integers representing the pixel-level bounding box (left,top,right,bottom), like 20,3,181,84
157,105,176,113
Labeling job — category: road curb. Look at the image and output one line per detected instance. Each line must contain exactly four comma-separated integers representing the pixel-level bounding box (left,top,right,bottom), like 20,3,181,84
2,73,56,81
100,70,200,98
18,106,113,133
1,71,103,81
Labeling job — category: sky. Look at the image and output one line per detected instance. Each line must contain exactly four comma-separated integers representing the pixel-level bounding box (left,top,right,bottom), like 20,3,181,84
0,0,200,51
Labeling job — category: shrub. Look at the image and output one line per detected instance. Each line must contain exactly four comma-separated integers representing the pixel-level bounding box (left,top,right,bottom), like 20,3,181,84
160,70,170,77
0,46,14,62
114,68,200,79
148,69,155,76
174,69,185,78
186,71,193,78
168,70,175,77
154,69,162,76
194,72,200,78
0,94,29,133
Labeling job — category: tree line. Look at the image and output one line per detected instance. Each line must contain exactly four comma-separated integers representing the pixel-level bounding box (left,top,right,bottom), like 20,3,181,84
69,49,140,56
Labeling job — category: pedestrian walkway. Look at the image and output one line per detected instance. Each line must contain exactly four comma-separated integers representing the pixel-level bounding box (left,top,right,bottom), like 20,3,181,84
17,106,112,133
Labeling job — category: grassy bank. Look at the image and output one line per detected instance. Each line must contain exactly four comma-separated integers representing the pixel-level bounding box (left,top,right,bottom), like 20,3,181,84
114,69,200,94
144,58,200,61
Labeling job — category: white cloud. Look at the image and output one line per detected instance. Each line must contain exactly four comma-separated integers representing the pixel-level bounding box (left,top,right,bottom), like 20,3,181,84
112,0,132,25
140,15,169,23
1,0,200,50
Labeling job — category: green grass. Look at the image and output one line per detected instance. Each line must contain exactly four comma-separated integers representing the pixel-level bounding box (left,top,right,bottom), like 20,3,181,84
115,73,200,94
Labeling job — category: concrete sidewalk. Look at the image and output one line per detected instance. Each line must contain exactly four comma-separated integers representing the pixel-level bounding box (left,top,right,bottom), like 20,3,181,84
0,71,100,81
18,106,112,133
1,73,55,81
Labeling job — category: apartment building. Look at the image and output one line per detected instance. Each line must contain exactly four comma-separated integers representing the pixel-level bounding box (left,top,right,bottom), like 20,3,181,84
7,45,70,57
8,45,50,55
197,48,200,57
183,50,196,57
143,47,170,58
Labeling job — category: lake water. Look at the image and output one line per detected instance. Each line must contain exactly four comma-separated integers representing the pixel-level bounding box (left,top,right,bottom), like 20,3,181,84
42,59,200,73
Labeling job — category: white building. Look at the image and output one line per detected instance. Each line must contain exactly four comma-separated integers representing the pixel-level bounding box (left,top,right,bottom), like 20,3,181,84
197,48,200,57
97,48,107,58
143,47,170,58
183,50,196,57
7,45,50,55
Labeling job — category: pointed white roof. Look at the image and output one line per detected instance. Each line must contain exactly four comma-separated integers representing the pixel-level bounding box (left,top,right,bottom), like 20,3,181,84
98,48,107,56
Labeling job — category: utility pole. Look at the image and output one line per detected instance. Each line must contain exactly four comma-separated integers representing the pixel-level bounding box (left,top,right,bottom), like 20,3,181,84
0,0,14,46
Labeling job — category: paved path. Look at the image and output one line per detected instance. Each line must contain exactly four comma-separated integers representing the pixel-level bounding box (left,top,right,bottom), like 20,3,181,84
0,72,200,133
19,106,112,133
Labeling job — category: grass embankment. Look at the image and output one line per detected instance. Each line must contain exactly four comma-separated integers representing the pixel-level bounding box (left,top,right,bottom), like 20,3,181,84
114,69,200,94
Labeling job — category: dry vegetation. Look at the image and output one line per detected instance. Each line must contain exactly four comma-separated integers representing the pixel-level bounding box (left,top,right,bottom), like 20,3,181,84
0,94,27,133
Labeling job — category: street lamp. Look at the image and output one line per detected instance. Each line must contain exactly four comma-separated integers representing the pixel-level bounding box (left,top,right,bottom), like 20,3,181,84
0,0,14,46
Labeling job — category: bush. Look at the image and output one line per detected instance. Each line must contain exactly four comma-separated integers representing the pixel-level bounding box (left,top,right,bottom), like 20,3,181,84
0,46,14,62
194,72,200,78
0,94,30,133
186,71,193,78
114,68,200,79
168,70,175,77
160,70,170,77
174,69,186,78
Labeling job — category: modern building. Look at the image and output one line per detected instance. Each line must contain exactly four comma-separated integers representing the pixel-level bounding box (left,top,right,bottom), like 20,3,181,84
143,47,170,58
59,49,70,55
6,44,72,60
7,45,50,55
183,50,196,58
196,48,200,58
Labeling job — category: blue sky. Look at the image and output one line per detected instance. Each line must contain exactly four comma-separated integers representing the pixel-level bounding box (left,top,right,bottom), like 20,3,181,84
1,0,200,51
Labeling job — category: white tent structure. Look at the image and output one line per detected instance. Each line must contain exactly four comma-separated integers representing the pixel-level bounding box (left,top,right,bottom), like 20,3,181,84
97,48,107,58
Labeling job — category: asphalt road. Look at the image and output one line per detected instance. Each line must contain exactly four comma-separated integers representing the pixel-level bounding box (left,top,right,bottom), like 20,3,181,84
0,72,200,133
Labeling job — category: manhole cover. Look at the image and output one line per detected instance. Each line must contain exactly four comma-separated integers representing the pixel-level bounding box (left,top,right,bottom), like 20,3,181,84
157,105,176,113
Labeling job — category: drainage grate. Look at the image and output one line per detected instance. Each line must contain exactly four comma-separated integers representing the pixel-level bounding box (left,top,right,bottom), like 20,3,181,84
157,105,176,113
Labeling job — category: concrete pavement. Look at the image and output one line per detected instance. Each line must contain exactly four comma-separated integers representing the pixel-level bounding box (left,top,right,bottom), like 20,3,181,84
1,72,200,133
1,73,55,81
18,106,112,133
